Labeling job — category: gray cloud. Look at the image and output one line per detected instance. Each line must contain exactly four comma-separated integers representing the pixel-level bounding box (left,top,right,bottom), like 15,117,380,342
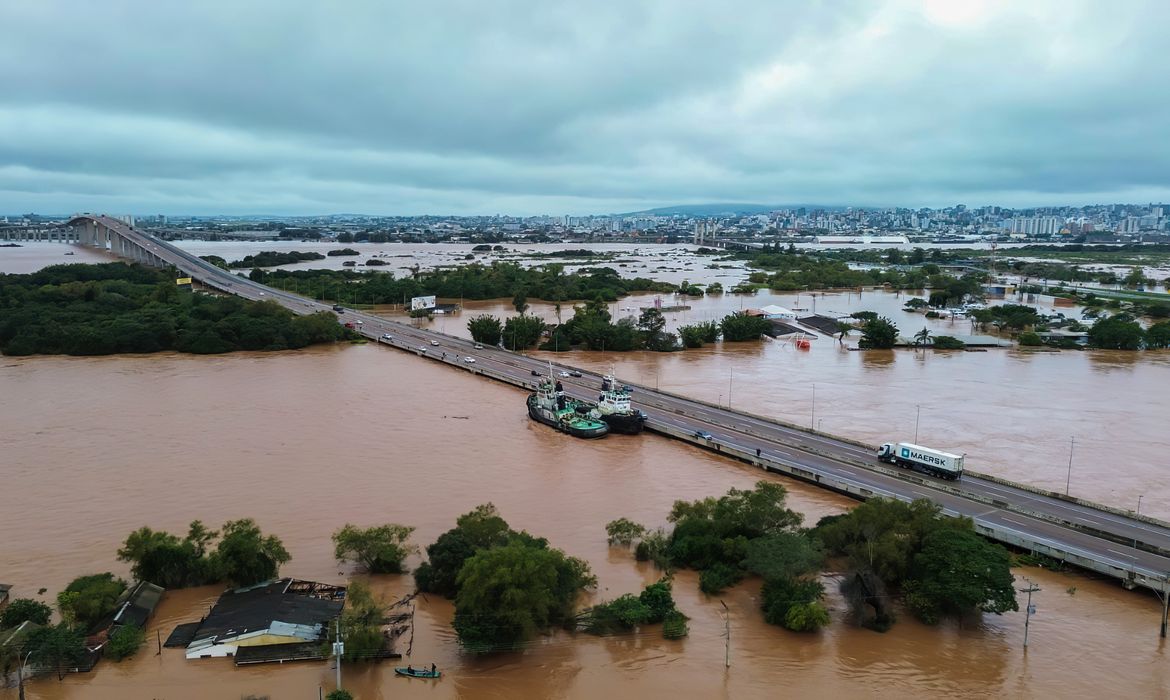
0,0,1167,214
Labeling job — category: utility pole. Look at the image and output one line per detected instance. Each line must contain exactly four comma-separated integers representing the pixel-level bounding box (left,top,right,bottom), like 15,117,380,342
1019,580,1040,649
1160,575,1169,639
1065,436,1075,496
334,617,343,692
720,600,730,668
914,404,921,443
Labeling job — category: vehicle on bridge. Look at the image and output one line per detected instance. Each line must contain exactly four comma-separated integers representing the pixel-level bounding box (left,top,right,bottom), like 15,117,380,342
878,442,964,480
332,305,345,313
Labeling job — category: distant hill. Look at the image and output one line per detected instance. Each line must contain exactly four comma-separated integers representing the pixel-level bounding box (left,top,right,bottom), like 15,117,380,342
615,203,845,217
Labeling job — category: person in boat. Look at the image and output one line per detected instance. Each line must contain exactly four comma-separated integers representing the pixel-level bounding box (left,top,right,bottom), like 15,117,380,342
431,663,437,674
407,664,414,673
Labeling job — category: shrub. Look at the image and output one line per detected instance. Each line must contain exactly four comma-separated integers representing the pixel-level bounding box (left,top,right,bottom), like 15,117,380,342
105,624,145,661
783,602,830,632
662,609,690,639
932,335,966,350
761,577,826,631
698,563,744,595
1017,331,1043,347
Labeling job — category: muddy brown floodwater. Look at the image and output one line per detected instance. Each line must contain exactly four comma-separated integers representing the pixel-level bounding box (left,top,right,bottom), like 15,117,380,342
2,346,1169,699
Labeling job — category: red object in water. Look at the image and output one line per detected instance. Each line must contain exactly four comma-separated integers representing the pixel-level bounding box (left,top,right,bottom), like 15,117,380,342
795,339,811,350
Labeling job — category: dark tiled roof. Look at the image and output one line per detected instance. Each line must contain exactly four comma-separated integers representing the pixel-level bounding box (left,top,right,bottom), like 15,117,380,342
191,579,345,642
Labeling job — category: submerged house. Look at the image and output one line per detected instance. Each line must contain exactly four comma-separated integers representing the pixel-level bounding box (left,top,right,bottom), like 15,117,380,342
181,579,345,660
110,581,165,629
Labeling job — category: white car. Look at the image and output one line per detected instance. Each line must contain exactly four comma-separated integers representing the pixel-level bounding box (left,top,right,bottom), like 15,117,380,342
474,343,484,350
464,357,476,363
559,371,570,378
430,340,440,346
382,333,393,340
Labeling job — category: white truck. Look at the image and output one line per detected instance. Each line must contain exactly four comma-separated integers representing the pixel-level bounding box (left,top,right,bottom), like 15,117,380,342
877,442,964,480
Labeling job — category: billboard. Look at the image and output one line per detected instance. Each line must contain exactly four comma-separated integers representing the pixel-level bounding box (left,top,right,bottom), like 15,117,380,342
410,295,437,311
175,277,192,286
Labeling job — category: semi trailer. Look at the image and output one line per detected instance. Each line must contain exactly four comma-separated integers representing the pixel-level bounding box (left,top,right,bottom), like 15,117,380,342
877,442,964,480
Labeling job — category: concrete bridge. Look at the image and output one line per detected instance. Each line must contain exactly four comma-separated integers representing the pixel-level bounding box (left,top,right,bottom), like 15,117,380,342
63,214,1170,625
66,215,171,267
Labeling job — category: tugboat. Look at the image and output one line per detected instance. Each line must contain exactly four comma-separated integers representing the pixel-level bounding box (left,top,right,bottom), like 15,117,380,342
527,374,609,439
594,374,646,435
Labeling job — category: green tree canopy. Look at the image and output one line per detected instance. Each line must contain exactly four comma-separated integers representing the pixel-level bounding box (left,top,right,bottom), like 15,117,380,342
213,519,291,586
415,504,513,598
453,540,595,653
57,573,126,630
116,521,219,588
1088,315,1145,350
1146,321,1170,349
502,314,546,350
605,518,647,546
341,581,387,661
105,624,145,661
859,316,899,349
467,314,503,346
761,577,828,632
903,529,1017,624
25,623,87,680
333,523,417,574
741,532,824,581
720,312,772,341
1,598,52,628
815,498,953,586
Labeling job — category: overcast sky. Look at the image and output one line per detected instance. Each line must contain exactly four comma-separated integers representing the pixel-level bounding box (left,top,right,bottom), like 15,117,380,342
1,0,1167,215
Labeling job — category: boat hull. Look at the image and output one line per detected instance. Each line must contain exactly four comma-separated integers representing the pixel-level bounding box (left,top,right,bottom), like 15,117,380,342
601,411,646,435
395,667,441,679
527,396,609,439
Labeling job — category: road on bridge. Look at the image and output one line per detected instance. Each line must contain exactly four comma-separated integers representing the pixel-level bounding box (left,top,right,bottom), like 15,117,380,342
76,215,1170,593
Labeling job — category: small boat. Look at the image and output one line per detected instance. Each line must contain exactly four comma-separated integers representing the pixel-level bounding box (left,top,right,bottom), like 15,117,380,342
395,666,441,679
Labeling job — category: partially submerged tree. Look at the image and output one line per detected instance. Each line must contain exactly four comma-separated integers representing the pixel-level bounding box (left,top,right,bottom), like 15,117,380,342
453,540,595,653
214,519,291,586
57,573,126,630
333,524,417,574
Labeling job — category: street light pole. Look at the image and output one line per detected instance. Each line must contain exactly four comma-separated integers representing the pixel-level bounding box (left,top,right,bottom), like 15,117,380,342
810,383,816,430
1065,436,1075,496
914,404,921,443
18,650,34,700
728,367,733,409
1133,495,1144,568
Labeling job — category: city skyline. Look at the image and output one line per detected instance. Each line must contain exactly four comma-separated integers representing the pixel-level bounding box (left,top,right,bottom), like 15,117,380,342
2,1,1169,215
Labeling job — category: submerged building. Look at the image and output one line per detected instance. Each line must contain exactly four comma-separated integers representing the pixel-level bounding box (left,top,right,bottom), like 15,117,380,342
173,578,345,660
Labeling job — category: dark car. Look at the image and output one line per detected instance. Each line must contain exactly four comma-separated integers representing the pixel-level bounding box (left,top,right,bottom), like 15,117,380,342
531,370,542,376
568,370,583,377
622,385,634,392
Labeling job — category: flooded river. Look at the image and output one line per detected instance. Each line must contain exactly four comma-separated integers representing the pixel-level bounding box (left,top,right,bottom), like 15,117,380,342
2,346,1169,699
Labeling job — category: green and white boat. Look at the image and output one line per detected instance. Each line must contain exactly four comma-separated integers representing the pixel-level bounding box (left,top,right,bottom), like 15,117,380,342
527,375,609,439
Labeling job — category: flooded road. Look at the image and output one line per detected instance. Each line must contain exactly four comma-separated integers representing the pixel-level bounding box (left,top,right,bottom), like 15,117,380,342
2,346,1169,699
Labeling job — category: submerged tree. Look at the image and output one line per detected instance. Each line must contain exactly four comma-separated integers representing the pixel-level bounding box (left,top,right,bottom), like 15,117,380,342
333,523,417,574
